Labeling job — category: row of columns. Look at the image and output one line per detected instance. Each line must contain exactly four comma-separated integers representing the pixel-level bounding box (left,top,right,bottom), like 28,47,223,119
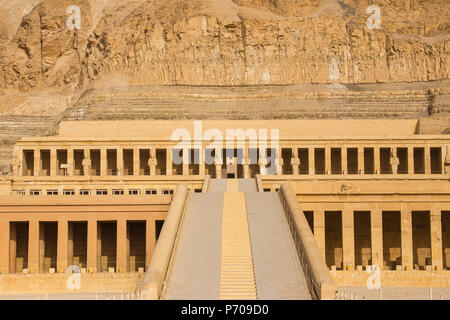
1,219,157,274
16,145,448,177
312,208,444,270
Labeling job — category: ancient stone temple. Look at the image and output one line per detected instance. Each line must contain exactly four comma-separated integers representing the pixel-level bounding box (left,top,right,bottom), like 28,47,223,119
0,118,449,299
0,0,449,300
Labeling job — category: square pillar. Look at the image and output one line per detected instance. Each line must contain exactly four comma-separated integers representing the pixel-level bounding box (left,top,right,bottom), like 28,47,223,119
117,219,128,273
87,220,97,273
68,223,74,266
0,221,9,274
308,147,314,175
342,209,355,270
50,148,57,176
146,219,156,270
401,210,413,270
28,220,40,274
100,148,107,176
408,147,414,174
371,208,383,269
425,146,431,175
358,147,364,174
313,211,325,258
9,223,16,274
430,209,443,270
374,147,380,174
67,148,74,176
166,148,173,176
342,147,348,174
39,224,45,273
117,148,123,176
292,147,299,175
182,149,189,176
133,148,140,176
276,146,283,175
199,147,206,176
325,147,331,175
15,148,23,177
33,148,40,176
57,220,68,273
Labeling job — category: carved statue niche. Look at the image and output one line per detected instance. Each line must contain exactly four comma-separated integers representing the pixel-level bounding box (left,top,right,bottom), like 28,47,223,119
291,155,300,175
389,148,400,174
148,148,158,176
82,154,92,176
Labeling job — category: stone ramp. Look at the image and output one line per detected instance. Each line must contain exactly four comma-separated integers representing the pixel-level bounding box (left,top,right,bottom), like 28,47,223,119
238,179,258,192
246,192,311,300
163,192,223,299
208,179,228,192
164,179,312,300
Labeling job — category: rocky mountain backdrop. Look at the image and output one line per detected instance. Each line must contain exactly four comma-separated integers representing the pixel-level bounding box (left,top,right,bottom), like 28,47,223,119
0,0,448,172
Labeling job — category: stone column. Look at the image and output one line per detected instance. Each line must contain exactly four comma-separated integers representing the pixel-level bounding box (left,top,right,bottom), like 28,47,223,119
314,211,326,259
57,220,68,273
67,148,74,176
68,223,74,267
100,148,107,176
117,148,123,176
430,209,443,270
149,148,157,176
146,219,156,271
166,148,172,176
342,147,347,174
243,146,250,178
291,147,300,175
199,148,206,176
87,220,97,273
258,156,267,176
325,147,331,175
401,210,413,270
39,224,45,273
371,208,383,269
50,148,57,176
133,148,140,176
33,148,40,176
0,221,9,274
182,149,189,176
277,146,283,175
117,219,128,273
425,146,431,175
13,148,23,177
28,220,39,274
358,147,364,174
342,209,355,270
214,150,223,178
9,222,16,274
408,146,414,174
308,147,314,175
374,147,380,174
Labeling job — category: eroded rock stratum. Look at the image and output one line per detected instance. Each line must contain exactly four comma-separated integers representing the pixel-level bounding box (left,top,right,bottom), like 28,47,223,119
1,0,449,92
0,0,448,172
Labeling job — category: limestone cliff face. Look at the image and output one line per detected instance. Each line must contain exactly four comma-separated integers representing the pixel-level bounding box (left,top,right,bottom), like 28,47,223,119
0,0,448,93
